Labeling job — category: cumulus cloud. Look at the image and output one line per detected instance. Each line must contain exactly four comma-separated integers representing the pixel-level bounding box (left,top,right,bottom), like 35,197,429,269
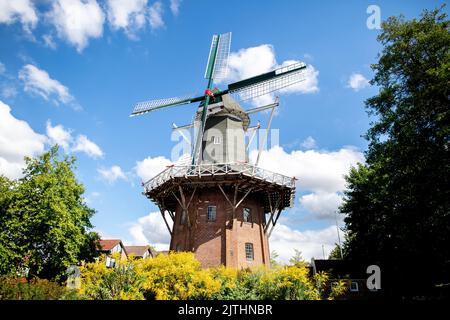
0,101,104,178
135,155,172,182
347,73,370,91
250,145,363,220
46,120,104,159
48,0,104,52
72,134,104,159
46,120,72,151
271,224,344,262
129,211,172,250
222,44,319,105
300,192,343,220
148,1,164,30
251,145,363,194
18,64,74,105
0,0,38,33
0,100,47,179
169,0,181,16
106,0,147,38
98,165,127,184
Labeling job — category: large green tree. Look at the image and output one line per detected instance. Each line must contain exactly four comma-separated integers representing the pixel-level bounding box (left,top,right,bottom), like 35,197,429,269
341,6,449,298
0,146,99,280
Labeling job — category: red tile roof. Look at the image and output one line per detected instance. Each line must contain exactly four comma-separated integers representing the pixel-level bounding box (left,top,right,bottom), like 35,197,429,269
98,239,121,251
124,246,152,257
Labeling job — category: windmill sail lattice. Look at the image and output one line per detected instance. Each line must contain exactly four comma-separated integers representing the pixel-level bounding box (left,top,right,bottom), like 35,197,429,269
204,32,232,80
228,62,307,101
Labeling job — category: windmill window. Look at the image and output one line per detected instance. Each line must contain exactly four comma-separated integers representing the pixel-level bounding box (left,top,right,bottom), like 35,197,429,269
243,208,252,223
207,206,216,222
212,136,221,144
245,243,254,261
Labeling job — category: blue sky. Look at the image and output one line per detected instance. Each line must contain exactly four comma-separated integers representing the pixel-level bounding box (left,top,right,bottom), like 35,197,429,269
0,0,445,262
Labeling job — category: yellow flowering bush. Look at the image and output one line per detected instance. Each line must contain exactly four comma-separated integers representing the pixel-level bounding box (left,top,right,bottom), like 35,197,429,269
79,252,347,300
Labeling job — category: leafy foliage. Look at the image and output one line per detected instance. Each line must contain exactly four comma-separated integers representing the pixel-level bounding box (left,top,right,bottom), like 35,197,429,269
341,6,450,298
0,146,99,281
79,252,347,300
0,276,79,300
328,244,343,260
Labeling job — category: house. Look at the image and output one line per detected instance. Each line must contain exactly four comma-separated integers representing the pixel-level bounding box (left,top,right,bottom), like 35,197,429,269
310,258,382,300
97,239,128,267
124,246,154,259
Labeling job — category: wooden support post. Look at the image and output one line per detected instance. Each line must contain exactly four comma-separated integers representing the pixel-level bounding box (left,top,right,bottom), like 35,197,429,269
264,195,280,234
268,208,283,238
159,209,172,236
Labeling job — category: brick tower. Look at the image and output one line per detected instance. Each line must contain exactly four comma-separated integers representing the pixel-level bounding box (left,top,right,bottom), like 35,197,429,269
143,94,296,268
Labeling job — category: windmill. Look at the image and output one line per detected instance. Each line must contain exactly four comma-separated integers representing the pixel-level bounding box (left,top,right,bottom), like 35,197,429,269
131,32,307,165
131,33,307,268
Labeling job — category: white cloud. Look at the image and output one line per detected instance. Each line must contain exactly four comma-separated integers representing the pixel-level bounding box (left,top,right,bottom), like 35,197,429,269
72,134,104,159
226,44,276,83
46,120,104,159
148,1,164,30
250,145,363,220
48,0,104,52
169,0,181,16
106,0,147,38
251,145,364,194
98,165,127,184
46,120,72,151
300,136,317,149
18,64,74,105
0,100,47,179
135,155,172,182
279,62,319,95
129,211,172,249
222,44,319,105
300,192,343,220
0,0,38,33
347,73,370,91
271,224,344,263
0,62,5,74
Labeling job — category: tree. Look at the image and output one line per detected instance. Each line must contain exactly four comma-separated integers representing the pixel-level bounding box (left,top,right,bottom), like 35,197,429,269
328,244,343,260
289,249,306,266
270,250,280,268
0,146,99,280
341,6,449,298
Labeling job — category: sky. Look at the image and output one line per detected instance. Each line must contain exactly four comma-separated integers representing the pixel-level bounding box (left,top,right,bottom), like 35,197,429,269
0,0,446,263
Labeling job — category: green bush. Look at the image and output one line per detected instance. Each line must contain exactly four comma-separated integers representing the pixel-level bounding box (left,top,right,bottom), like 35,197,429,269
0,276,79,300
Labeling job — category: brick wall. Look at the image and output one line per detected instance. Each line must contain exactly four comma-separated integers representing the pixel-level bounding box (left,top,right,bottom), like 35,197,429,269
169,186,270,269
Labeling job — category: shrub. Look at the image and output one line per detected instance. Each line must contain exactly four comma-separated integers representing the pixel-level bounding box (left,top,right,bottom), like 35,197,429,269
78,252,347,300
0,276,78,300
79,253,144,300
